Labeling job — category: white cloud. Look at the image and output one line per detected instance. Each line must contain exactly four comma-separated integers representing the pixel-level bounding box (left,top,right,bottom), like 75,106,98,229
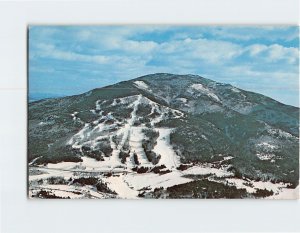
32,43,110,64
107,39,158,54
246,43,299,64
267,44,298,64
73,26,165,54
159,38,243,63
206,26,299,42
246,44,268,56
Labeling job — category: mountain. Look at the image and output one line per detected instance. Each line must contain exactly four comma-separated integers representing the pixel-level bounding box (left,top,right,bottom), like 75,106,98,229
28,73,299,199
29,92,65,102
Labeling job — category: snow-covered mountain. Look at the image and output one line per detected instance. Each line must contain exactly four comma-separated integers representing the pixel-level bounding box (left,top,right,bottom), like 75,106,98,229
28,73,299,199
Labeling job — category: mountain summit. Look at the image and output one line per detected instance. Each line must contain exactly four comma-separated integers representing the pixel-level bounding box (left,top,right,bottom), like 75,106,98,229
28,73,299,199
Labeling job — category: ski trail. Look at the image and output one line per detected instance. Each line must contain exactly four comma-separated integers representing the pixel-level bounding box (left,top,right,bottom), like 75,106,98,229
129,127,151,166
153,128,180,170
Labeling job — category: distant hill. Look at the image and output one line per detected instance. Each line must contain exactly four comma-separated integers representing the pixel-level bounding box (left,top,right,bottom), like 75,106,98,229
29,92,65,102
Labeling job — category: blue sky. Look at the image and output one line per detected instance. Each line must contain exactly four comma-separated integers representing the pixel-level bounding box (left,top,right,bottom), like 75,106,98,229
29,26,299,106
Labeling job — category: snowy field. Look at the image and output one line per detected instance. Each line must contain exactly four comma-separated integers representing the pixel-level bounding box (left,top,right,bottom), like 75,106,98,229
29,156,298,199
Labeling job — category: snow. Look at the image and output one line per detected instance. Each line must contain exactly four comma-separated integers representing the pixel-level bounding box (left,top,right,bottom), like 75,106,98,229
201,134,208,140
31,189,82,199
267,186,299,200
222,178,256,193
216,177,289,195
29,167,74,181
257,142,277,150
37,185,84,198
95,100,102,110
150,107,165,125
47,161,81,170
80,157,126,172
223,156,234,161
111,99,118,106
124,171,193,191
84,188,110,199
29,152,295,199
70,112,84,123
66,94,185,172
116,95,138,105
67,123,91,145
29,156,42,165
109,135,123,166
190,83,221,102
127,95,142,125
251,180,288,193
183,165,233,178
67,94,184,155
129,126,152,167
133,80,149,90
231,87,240,93
267,128,295,139
41,157,126,173
153,128,180,170
177,98,188,103
256,153,276,161
30,182,115,199
104,174,139,199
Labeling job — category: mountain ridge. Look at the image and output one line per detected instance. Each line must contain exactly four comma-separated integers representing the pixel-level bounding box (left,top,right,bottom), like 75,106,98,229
34,73,298,107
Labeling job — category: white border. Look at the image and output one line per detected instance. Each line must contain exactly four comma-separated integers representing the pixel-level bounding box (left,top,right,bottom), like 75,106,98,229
0,1,299,233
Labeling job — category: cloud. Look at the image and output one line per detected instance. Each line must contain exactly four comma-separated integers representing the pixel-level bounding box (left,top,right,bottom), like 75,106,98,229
267,44,298,64
246,43,299,64
246,44,268,56
29,26,299,106
158,37,243,63
203,26,299,42
104,39,158,54
32,43,110,64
